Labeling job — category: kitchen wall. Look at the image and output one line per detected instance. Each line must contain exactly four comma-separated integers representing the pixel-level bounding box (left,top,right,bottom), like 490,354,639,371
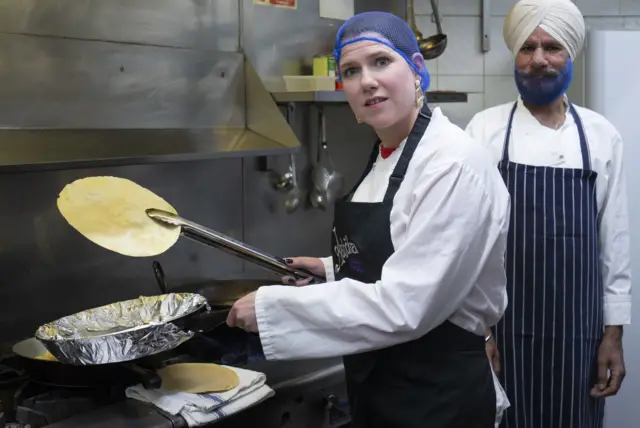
414,0,640,128
2,0,629,348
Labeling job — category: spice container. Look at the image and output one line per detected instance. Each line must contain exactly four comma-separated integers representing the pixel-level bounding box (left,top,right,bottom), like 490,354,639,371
313,55,336,77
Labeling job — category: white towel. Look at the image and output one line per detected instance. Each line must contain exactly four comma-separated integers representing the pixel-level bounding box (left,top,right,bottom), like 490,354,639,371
489,361,510,428
125,366,275,427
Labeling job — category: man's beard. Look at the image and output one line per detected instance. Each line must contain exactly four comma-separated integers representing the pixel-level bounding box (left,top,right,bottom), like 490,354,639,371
514,60,573,106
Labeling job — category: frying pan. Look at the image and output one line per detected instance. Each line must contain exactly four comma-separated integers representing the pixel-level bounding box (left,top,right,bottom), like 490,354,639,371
12,259,263,389
12,298,233,390
12,337,163,389
12,314,231,389
13,276,233,389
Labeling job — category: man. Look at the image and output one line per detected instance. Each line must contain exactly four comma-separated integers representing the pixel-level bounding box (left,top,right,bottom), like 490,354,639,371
466,1,631,427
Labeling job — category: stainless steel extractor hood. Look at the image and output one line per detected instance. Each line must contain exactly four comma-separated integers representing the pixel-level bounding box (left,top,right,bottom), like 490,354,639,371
0,46,301,172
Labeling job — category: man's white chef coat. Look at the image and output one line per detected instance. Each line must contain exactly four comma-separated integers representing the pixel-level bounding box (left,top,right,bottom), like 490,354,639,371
255,107,511,361
465,97,631,327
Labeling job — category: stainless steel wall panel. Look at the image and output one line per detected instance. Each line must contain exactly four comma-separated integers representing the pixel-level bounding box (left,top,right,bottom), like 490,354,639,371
0,159,244,343
0,35,244,129
0,0,239,52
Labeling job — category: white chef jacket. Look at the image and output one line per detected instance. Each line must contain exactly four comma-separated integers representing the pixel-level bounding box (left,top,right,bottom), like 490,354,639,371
466,97,631,326
255,108,511,360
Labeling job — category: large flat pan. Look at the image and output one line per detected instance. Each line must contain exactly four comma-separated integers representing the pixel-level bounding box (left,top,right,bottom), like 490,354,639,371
12,337,161,388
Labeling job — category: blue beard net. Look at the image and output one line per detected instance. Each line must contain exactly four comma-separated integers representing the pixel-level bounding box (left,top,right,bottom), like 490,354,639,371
514,59,573,106
333,11,431,92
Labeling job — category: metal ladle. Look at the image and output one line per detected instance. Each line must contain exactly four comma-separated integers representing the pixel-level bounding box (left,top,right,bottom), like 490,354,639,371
283,103,301,213
284,153,301,213
407,0,448,60
310,108,343,209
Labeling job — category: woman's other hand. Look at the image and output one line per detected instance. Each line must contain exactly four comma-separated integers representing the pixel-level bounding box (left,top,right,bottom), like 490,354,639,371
281,257,326,285
485,329,500,377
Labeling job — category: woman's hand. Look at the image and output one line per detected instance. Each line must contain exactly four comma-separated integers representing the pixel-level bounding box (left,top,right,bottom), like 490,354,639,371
281,257,326,285
226,291,258,332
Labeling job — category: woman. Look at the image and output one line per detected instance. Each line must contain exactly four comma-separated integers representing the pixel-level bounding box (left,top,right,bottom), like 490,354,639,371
227,11,510,427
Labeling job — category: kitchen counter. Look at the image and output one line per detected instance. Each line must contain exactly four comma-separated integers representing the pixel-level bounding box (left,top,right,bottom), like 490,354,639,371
43,359,347,428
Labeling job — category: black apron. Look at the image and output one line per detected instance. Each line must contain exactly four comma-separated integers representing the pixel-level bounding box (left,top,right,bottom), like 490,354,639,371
331,106,496,428
496,102,604,428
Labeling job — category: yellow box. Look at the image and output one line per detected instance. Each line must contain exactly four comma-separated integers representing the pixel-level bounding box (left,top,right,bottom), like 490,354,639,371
282,76,336,92
313,56,330,76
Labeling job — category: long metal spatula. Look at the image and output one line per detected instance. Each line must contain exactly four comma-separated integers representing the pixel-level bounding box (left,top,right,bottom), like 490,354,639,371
146,208,324,284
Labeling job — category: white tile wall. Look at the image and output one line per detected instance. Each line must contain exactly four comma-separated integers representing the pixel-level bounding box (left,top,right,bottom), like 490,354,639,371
625,16,640,28
585,17,626,30
427,73,439,91
433,93,485,128
621,0,640,15
413,0,640,127
414,0,482,16
575,0,620,16
490,0,518,16
484,16,513,76
438,75,484,92
484,75,518,108
413,0,432,15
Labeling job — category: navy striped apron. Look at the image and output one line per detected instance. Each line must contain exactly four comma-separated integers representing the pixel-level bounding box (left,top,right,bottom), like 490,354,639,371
496,102,605,428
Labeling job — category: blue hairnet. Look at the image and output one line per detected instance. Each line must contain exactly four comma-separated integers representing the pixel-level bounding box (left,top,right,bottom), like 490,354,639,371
333,11,430,92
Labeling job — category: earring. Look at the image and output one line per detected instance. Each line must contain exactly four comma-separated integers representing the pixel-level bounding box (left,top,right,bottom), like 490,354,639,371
355,115,362,124
415,78,424,108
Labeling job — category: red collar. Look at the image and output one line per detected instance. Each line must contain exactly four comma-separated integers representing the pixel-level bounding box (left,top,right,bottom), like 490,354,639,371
380,145,397,159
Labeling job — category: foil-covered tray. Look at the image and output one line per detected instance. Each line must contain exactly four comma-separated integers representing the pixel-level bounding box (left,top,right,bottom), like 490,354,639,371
35,293,208,366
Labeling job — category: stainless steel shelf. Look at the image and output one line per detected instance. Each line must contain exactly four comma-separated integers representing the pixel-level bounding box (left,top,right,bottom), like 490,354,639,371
271,91,348,103
0,128,301,173
271,91,468,104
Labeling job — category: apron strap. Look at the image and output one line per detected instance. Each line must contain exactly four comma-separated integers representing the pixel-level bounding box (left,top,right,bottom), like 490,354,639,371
502,102,592,171
501,102,518,163
569,104,592,171
383,105,432,204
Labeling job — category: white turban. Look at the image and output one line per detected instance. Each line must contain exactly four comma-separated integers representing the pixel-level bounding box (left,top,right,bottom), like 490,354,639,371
503,0,585,59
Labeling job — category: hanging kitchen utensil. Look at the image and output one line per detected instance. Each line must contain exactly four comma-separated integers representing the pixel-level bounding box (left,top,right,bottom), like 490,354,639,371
321,118,344,205
421,0,448,60
285,153,301,213
310,108,343,209
407,0,426,47
283,103,301,213
272,169,293,191
309,109,327,209
406,0,448,60
146,208,325,283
